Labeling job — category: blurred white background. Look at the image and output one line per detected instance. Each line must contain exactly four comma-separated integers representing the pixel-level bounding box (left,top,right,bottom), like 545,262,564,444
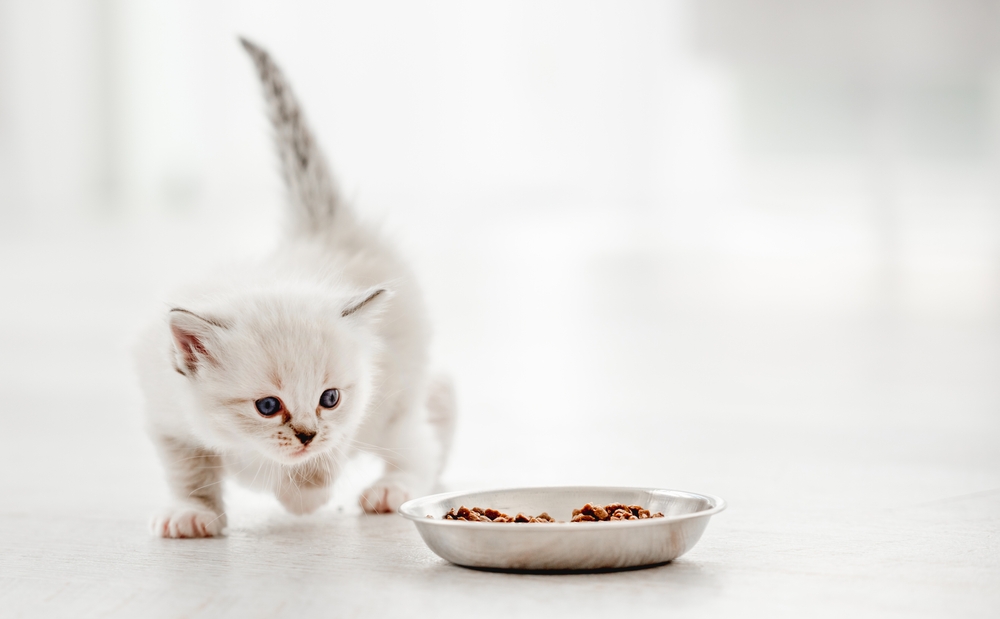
1,2,998,617
2,1,999,313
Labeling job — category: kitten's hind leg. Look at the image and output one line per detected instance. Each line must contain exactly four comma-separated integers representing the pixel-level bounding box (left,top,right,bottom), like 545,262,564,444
426,374,457,475
149,434,228,538
359,374,456,513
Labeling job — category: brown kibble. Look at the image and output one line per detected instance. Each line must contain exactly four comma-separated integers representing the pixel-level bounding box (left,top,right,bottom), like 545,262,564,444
441,502,663,524
528,513,554,523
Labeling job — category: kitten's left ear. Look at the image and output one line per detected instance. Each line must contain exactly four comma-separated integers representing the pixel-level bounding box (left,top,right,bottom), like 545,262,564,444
340,287,392,320
169,308,226,376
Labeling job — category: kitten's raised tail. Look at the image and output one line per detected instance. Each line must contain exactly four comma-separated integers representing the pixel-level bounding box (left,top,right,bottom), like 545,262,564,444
240,37,344,234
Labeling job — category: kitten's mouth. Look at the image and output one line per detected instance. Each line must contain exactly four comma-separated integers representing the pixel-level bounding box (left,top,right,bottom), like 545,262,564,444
277,440,325,464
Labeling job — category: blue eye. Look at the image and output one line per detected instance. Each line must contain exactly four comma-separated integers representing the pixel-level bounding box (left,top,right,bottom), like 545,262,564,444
255,397,282,417
319,389,340,409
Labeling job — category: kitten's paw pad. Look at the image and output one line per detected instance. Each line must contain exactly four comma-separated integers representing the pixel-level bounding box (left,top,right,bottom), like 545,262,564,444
360,482,410,514
151,507,226,538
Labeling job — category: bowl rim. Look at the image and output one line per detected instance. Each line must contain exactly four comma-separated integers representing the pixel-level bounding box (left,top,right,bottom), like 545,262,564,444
398,485,726,529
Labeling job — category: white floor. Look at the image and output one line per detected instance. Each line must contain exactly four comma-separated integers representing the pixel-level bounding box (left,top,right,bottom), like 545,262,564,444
0,208,998,618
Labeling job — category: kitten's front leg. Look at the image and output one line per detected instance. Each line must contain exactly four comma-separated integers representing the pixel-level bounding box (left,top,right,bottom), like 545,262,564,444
149,434,227,538
273,454,337,515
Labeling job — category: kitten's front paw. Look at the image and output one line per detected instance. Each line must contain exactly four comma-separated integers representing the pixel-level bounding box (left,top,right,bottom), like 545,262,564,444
151,505,226,538
360,481,411,514
277,485,331,515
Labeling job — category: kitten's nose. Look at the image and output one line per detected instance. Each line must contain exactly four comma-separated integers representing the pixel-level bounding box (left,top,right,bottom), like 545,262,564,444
295,431,316,445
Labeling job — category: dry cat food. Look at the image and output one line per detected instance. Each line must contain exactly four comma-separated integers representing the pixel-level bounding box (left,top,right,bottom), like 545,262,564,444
440,503,665,523
571,502,663,522
441,506,556,523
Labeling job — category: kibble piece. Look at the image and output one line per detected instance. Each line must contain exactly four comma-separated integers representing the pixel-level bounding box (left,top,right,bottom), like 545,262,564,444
484,508,501,520
571,514,597,522
579,503,609,520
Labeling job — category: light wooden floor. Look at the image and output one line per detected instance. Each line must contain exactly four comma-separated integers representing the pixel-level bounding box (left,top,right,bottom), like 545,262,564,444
1,212,997,618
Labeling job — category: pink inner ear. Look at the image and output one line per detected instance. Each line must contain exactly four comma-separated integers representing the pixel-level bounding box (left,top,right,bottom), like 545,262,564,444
172,326,211,372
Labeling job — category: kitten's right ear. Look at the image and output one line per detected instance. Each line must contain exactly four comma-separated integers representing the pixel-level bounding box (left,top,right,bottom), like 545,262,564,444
169,308,226,376
340,288,391,320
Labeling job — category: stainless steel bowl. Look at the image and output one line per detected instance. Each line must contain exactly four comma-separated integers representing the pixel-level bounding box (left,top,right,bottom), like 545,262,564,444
399,486,725,571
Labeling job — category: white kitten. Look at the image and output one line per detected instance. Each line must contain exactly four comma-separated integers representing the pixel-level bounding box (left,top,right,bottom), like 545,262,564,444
134,38,455,538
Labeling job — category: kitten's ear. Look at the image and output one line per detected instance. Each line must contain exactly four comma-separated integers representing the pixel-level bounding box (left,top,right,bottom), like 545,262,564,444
340,288,392,321
169,308,226,375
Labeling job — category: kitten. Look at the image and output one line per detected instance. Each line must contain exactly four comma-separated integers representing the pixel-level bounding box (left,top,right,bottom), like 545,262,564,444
134,38,455,538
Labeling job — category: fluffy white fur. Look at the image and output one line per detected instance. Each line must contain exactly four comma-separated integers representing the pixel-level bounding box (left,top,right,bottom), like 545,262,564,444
134,38,455,538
